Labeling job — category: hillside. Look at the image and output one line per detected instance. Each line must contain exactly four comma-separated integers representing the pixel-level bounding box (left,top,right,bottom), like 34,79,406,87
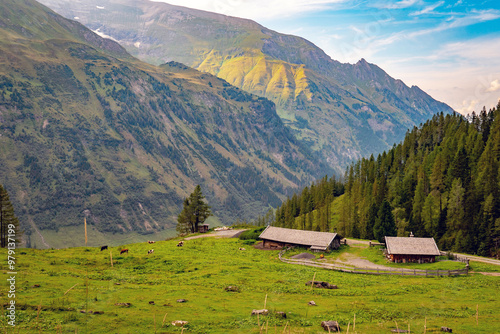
5,237,500,333
0,0,330,248
38,0,455,171
273,106,500,258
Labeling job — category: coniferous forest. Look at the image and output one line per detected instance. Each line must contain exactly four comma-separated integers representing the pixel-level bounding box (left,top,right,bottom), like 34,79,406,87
272,104,500,258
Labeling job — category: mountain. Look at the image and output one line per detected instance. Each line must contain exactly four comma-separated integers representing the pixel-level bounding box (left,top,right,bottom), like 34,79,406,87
0,0,330,248
38,0,455,171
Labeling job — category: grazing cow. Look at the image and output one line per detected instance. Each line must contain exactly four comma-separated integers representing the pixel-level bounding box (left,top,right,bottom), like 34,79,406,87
147,249,154,255
100,245,108,251
177,241,184,247
147,240,156,244
120,249,129,255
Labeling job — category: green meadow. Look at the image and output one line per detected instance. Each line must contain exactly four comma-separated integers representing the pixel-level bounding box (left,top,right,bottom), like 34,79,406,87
2,236,499,333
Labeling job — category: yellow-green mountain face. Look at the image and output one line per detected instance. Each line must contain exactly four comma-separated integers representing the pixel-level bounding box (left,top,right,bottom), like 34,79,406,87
0,0,330,247
39,0,454,171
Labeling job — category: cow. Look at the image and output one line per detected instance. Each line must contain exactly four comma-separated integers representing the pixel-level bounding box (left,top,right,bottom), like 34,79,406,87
147,249,154,255
177,241,184,247
100,245,108,251
120,249,129,255
147,240,156,244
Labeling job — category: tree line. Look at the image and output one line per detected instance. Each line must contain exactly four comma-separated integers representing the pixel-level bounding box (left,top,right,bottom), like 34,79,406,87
267,104,500,257
0,184,21,247
272,175,345,231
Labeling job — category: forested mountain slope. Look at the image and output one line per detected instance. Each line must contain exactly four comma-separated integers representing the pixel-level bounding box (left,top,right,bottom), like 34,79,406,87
0,0,329,247
38,0,455,171
274,106,500,257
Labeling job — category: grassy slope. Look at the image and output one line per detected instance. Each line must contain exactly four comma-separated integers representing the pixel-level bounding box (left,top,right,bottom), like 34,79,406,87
0,0,332,246
3,237,499,333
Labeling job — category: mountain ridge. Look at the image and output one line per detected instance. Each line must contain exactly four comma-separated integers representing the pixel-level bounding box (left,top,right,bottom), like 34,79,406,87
38,0,455,170
0,0,330,248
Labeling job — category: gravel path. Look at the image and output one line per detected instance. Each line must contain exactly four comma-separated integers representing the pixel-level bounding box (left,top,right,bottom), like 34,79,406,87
184,229,246,240
333,253,393,270
453,253,500,266
344,238,372,245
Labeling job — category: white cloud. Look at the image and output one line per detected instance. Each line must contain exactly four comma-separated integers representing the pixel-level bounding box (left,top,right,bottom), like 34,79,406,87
331,8,500,63
407,9,500,38
410,1,444,16
377,37,500,115
374,0,420,10
151,0,344,20
486,79,500,93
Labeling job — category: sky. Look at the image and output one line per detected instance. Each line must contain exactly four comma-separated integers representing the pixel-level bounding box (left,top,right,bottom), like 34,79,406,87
152,0,500,115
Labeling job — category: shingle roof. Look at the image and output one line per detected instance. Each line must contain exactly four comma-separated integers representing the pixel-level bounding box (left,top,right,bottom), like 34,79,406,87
385,236,440,256
259,226,340,248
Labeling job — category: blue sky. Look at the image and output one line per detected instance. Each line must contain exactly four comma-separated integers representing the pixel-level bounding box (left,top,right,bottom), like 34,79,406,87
156,0,500,115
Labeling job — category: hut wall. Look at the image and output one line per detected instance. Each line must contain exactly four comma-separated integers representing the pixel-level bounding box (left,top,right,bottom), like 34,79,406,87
390,254,436,263
262,240,284,249
331,238,340,249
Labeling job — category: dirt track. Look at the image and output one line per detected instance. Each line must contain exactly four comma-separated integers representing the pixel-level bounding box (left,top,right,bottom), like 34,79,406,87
333,252,393,270
184,229,246,240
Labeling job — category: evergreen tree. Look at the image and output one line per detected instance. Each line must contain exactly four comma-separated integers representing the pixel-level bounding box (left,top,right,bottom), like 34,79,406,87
373,200,396,243
365,202,378,240
176,198,193,235
0,185,22,247
176,185,212,234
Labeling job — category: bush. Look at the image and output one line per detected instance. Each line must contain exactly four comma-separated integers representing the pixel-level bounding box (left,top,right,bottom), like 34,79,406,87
238,226,266,240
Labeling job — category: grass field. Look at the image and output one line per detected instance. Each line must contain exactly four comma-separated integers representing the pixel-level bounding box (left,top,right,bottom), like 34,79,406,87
2,236,499,333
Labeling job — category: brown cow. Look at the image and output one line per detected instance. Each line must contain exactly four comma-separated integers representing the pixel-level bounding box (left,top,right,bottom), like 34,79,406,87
120,249,129,254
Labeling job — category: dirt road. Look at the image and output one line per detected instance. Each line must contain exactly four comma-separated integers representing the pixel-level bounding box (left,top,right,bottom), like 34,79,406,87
184,229,246,240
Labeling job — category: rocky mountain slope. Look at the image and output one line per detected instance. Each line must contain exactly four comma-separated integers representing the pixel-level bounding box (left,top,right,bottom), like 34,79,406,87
0,0,330,247
39,0,455,170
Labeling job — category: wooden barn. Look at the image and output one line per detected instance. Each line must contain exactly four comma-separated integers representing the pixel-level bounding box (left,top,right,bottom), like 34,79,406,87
385,236,441,263
258,226,342,252
198,224,210,233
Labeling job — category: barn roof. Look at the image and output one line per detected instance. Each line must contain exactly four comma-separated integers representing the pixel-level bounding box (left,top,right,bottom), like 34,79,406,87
259,226,340,249
385,236,440,256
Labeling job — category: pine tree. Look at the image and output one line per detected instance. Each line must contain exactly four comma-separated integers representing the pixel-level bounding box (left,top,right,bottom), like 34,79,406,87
176,185,212,234
176,198,193,235
373,200,396,243
0,185,22,247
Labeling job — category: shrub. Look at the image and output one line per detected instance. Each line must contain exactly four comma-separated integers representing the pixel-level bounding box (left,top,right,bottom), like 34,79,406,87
238,226,266,240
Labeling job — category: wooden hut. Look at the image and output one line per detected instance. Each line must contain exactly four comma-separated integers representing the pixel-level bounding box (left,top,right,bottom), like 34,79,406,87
198,224,210,233
258,226,342,252
385,236,440,263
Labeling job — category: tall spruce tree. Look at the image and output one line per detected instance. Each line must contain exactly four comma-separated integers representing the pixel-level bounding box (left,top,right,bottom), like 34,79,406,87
176,185,212,234
373,200,396,243
0,185,21,247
